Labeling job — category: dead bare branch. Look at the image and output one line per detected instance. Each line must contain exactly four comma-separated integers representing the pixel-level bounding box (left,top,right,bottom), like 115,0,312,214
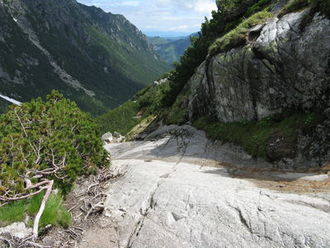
87,183,98,193
32,180,54,240
25,240,52,248
84,201,105,220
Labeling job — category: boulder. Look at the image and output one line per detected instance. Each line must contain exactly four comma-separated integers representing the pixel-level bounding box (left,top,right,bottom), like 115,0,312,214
0,222,32,239
102,132,126,144
102,132,114,144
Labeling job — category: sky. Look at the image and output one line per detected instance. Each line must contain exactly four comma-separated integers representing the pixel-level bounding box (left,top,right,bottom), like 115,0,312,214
77,0,217,36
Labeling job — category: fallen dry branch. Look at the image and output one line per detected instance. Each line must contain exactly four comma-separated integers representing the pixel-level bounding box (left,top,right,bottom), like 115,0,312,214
24,240,52,248
84,202,105,220
0,237,12,248
32,180,54,240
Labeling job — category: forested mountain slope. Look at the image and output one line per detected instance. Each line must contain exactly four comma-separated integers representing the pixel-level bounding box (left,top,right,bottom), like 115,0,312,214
0,0,170,114
148,35,194,64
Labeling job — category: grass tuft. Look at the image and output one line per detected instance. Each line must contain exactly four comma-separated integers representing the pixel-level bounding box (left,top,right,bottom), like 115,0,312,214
0,192,71,229
0,201,26,227
209,11,273,55
40,193,71,228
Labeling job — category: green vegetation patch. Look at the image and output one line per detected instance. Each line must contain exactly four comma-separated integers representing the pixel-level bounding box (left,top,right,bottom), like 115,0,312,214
279,0,311,16
245,0,273,17
215,0,272,16
0,90,107,198
135,79,171,116
209,11,273,55
164,95,189,125
318,0,330,17
0,199,26,226
97,100,140,135
193,112,324,160
127,115,157,140
0,192,71,229
98,78,172,136
34,192,71,229
0,91,107,231
279,0,330,17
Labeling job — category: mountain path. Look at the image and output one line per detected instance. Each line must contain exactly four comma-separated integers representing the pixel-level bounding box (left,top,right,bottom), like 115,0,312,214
78,126,330,248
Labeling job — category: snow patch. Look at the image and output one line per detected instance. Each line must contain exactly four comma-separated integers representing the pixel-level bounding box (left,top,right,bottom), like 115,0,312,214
0,93,22,105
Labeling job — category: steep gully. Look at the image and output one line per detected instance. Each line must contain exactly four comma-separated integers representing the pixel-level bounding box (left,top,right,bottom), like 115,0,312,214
78,125,330,248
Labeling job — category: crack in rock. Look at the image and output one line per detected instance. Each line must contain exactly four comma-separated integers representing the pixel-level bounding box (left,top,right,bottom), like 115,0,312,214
126,134,193,247
234,207,252,233
171,212,186,222
102,126,330,248
126,186,159,248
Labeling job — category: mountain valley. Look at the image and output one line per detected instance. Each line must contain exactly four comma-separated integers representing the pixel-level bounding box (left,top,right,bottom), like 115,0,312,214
0,0,170,114
0,0,329,247
148,35,194,65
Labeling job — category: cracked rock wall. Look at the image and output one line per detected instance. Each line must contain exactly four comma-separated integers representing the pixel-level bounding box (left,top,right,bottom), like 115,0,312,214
186,11,330,122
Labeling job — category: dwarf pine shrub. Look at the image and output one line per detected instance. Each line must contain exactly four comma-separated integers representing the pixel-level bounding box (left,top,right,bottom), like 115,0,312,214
0,90,108,200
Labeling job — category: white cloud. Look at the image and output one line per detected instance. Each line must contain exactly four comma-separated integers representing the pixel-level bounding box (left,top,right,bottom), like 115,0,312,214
77,0,217,35
168,24,201,31
193,0,216,13
119,1,140,7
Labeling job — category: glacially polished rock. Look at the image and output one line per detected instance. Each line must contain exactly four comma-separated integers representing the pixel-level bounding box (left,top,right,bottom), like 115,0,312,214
100,126,330,248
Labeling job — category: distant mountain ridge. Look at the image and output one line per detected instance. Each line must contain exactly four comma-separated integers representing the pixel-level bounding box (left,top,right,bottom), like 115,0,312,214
148,34,196,65
0,0,170,114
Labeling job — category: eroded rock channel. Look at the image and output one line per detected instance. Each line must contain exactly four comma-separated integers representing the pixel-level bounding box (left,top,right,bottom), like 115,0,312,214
79,126,330,248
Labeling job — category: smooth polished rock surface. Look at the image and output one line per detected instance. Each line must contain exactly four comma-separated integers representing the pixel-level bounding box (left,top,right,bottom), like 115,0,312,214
100,127,330,248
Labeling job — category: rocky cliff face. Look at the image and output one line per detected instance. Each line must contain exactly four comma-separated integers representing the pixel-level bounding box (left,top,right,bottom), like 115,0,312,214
186,10,330,122
0,0,169,114
180,9,330,168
